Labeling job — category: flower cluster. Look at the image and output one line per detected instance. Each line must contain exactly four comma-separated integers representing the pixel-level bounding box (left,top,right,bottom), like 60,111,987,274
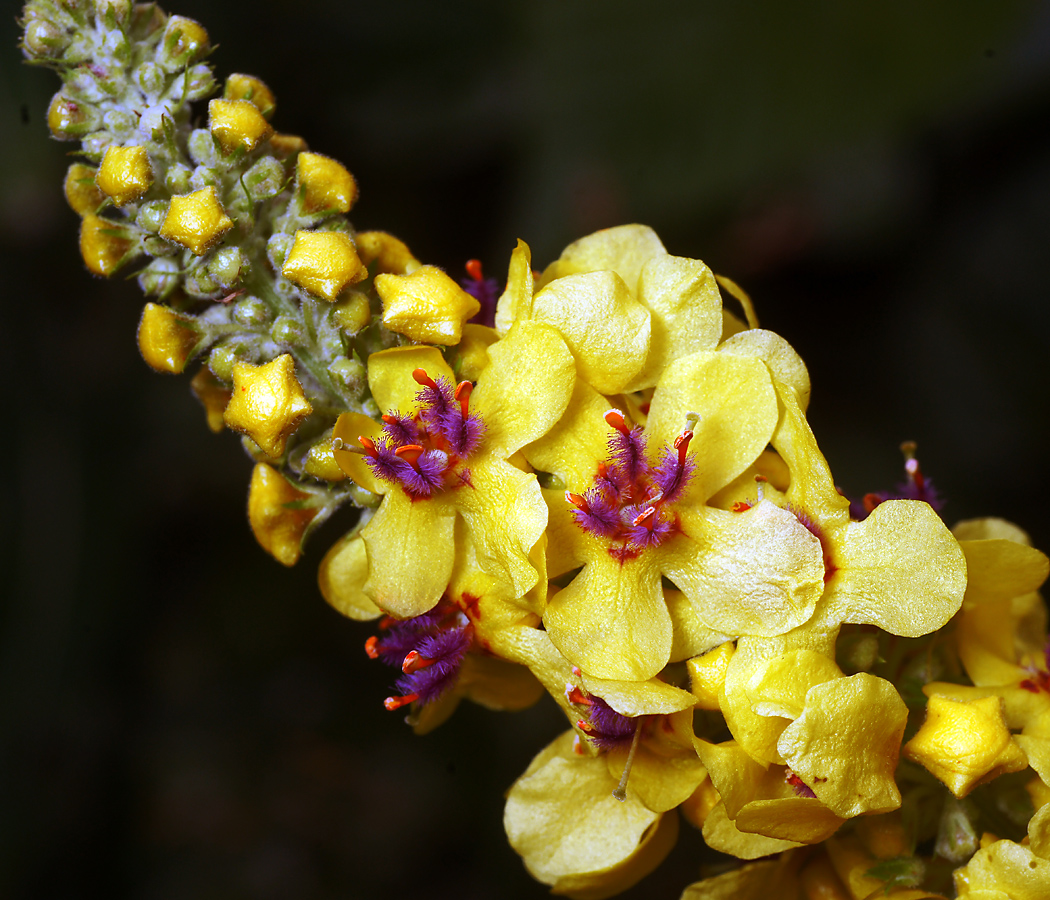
23,4,1050,899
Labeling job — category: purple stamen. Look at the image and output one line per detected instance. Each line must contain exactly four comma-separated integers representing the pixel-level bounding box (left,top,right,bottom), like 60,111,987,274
382,412,422,447
393,626,471,706
397,449,448,496
623,505,673,549
415,376,457,433
652,445,695,504
462,275,500,329
608,426,648,484
371,613,444,666
441,411,486,459
585,696,639,751
571,490,621,537
364,441,414,485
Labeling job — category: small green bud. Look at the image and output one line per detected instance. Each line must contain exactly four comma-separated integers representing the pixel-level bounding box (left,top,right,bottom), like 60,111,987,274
328,356,366,394
165,163,192,194
96,0,131,26
208,342,246,382
266,233,293,269
184,64,217,102
136,200,168,233
47,92,99,138
190,165,221,191
23,18,70,57
142,235,176,256
184,267,221,298
361,398,380,418
187,128,217,167
935,796,979,864
80,131,113,161
243,156,284,201
208,246,244,288
61,32,94,65
233,295,271,327
271,314,302,345
134,61,166,96
138,257,181,297
102,108,136,139
157,15,210,73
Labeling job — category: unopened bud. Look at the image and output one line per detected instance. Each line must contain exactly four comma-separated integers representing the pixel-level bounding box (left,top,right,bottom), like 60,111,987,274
266,233,294,269
184,64,217,102
164,163,192,195
187,128,218,167
96,0,132,26
271,315,303,346
23,18,70,57
137,257,181,297
47,92,99,139
233,295,271,327
208,246,244,288
134,61,166,96
328,356,366,394
136,200,168,233
243,156,284,201
208,342,247,382
157,15,209,73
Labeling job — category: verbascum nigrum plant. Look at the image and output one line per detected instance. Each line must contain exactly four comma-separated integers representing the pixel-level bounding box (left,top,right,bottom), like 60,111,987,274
21,3,1050,898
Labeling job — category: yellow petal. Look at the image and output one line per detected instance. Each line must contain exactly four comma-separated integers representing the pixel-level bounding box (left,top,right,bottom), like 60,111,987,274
746,648,842,720
626,254,722,391
530,270,651,395
824,499,966,637
504,732,672,897
331,412,386,493
1029,802,1050,860
605,739,706,813
697,739,787,818
668,590,730,664
246,463,318,566
668,501,825,637
523,378,612,492
473,320,576,458
542,489,593,577
455,459,547,598
953,517,1033,544
494,238,534,336
366,345,453,413
953,840,1050,900
361,488,456,618
924,682,1050,732
734,798,845,844
645,351,778,502
456,323,499,381
457,653,544,711
539,224,667,292
543,551,672,681
581,675,697,717
718,328,811,411
680,857,800,900
959,538,1049,606
702,802,803,859
687,642,735,710
956,599,1031,686
318,530,382,620
779,673,908,817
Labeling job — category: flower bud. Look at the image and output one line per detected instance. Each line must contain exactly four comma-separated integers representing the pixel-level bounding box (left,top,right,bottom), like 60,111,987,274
23,18,70,57
164,163,192,195
96,0,131,26
243,156,284,201
190,164,221,192
208,246,244,288
271,314,302,346
96,144,153,206
224,355,313,458
47,92,99,139
208,99,273,155
233,295,270,327
102,108,136,139
135,199,168,233
223,74,276,118
79,131,112,161
190,367,232,433
281,230,367,301
304,437,347,482
268,133,308,158
133,61,166,96
208,342,246,382
296,152,358,215
80,214,136,276
330,291,370,336
184,64,217,102
328,356,365,394
247,463,319,566
266,233,293,269
183,266,220,298
137,302,204,373
156,15,209,73
142,236,176,257
137,257,181,297
63,163,103,216
187,128,218,166
354,230,421,275
159,186,234,255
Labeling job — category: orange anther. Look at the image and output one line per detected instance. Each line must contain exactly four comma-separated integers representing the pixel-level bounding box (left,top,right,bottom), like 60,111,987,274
465,259,483,281
565,684,591,706
603,409,629,434
365,635,380,659
402,650,434,674
384,693,418,711
565,491,587,510
358,435,378,455
576,719,595,734
632,506,657,528
394,444,423,465
381,413,398,424
412,368,439,389
454,380,472,417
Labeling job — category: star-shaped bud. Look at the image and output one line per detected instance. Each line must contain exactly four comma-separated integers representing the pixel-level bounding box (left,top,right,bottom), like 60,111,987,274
296,152,358,214
160,187,234,256
223,354,313,457
281,230,367,301
376,266,481,345
137,303,203,374
247,463,319,567
208,98,273,154
904,695,1028,797
95,144,153,206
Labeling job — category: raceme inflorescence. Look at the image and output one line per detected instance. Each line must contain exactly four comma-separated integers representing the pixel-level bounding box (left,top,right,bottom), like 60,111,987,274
21,3,1050,898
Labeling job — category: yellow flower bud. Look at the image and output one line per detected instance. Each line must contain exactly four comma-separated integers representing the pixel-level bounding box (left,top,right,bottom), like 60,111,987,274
208,98,273,155
330,291,371,335
303,436,347,482
47,93,98,139
223,73,276,118
64,163,103,216
355,230,421,274
137,302,202,374
247,463,318,567
268,133,308,157
190,367,232,433
296,152,358,214
281,230,367,301
376,265,481,345
904,695,1029,797
95,144,153,206
223,354,313,457
160,186,234,255
79,214,134,276
159,15,209,71
687,642,734,710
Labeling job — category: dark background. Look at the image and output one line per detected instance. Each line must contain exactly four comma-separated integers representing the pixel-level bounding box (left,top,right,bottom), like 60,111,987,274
3,1,1050,897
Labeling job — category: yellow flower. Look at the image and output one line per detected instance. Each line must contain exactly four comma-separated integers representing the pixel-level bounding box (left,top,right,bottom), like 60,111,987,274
375,266,481,345
332,321,575,618
954,839,1050,899
504,731,679,900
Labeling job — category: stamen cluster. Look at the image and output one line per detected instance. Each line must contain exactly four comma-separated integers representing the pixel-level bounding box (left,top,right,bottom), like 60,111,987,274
567,410,696,558
565,683,639,751
360,368,485,497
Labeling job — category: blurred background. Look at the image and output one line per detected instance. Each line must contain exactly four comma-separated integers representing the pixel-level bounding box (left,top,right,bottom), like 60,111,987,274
3,1,1050,897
